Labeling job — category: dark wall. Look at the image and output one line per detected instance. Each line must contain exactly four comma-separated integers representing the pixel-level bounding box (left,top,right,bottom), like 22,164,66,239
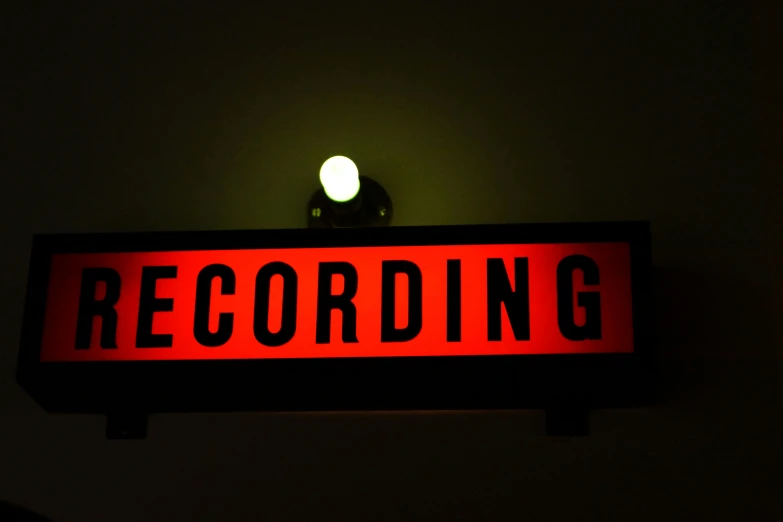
2,2,779,521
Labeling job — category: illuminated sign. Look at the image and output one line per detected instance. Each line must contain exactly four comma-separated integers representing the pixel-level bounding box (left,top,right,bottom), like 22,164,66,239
42,243,632,361
18,223,652,424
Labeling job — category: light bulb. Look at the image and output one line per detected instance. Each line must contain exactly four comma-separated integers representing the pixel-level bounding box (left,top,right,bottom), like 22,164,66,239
319,156,360,203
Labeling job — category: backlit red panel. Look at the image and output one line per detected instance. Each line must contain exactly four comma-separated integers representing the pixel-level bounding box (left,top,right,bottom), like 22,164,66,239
39,243,633,361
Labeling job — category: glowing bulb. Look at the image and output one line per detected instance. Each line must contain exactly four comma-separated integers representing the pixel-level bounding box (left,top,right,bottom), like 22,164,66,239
319,156,360,203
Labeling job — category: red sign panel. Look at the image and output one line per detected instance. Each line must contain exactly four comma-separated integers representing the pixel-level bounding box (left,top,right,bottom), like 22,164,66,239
40,242,633,362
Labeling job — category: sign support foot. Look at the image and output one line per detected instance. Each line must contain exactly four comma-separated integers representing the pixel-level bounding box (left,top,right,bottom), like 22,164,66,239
106,412,148,440
545,405,589,436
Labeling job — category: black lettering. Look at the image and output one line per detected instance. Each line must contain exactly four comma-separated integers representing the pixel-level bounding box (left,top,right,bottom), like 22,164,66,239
253,262,297,347
75,267,121,349
447,259,461,342
136,266,177,348
381,260,423,342
316,262,359,343
193,264,236,347
487,258,530,341
557,255,602,340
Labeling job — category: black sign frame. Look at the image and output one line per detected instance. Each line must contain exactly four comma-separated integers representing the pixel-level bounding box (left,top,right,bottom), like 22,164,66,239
17,222,652,435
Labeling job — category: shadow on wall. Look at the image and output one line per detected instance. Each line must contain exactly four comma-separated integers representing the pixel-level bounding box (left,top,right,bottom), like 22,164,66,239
0,502,54,522
652,264,776,407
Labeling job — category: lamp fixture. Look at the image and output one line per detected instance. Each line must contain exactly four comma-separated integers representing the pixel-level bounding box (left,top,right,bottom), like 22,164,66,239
319,156,361,203
307,155,393,228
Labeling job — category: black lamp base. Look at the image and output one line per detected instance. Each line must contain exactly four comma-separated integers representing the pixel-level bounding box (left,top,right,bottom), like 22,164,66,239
307,176,393,228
